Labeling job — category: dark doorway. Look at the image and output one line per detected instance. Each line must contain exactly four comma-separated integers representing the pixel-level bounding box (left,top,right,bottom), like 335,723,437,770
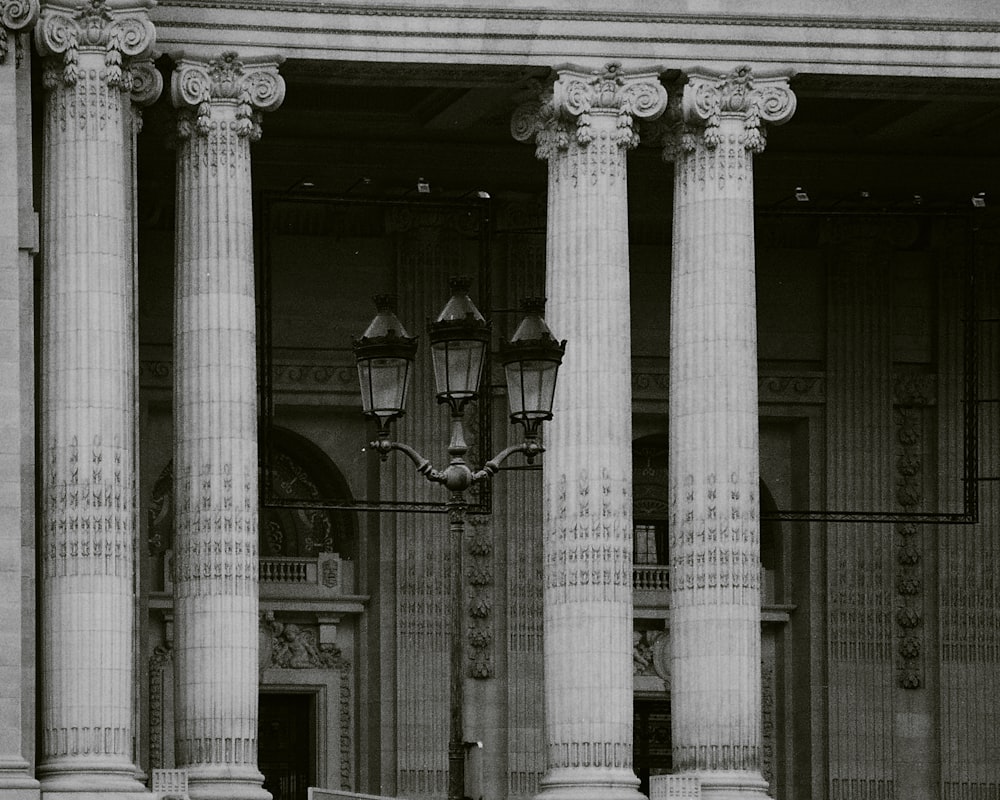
259,693,315,800
634,697,671,796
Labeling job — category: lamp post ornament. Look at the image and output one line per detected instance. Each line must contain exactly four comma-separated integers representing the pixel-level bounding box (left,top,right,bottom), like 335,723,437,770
353,276,565,800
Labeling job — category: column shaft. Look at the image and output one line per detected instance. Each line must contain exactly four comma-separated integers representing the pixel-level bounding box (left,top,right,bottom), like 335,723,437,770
33,0,155,790
513,62,666,800
171,52,283,800
666,67,794,800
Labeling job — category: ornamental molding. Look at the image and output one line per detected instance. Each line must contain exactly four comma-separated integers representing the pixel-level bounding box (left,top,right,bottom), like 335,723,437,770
171,50,285,138
632,367,827,405
893,372,937,407
0,0,39,63
512,61,666,158
140,353,360,396
146,3,1000,35
35,0,155,86
259,614,347,670
675,66,795,155
148,643,173,770
465,513,494,679
632,628,669,684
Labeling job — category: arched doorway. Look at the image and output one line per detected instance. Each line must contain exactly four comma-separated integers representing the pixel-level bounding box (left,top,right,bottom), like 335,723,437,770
147,426,358,584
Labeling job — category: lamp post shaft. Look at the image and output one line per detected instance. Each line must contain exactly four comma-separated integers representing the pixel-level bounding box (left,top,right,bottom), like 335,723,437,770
356,284,563,800
448,490,467,800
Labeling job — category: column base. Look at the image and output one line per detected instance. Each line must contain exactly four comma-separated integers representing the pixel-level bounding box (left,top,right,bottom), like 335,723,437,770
692,770,771,800
0,757,40,794
536,767,645,800
185,766,271,800
42,794,149,800
38,760,150,796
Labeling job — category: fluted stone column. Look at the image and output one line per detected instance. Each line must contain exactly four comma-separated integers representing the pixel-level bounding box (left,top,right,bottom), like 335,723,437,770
0,2,40,796
512,62,667,800
170,51,284,800
664,67,795,800
33,0,156,794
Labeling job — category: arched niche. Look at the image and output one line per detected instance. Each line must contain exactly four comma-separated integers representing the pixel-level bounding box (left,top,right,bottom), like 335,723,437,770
147,427,358,590
632,433,782,602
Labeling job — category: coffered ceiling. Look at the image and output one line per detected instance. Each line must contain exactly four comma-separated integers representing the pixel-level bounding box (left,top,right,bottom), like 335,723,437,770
137,59,1000,220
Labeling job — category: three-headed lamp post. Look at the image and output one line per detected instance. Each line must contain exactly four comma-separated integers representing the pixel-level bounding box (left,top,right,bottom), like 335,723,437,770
353,276,566,800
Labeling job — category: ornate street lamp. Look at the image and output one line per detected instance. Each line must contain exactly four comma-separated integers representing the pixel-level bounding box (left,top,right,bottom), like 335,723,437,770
428,275,491,415
499,297,566,447
353,278,565,800
353,294,417,436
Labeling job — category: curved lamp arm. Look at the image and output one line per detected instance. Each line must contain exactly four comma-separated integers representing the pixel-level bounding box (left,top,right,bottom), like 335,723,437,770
471,440,545,484
369,438,447,484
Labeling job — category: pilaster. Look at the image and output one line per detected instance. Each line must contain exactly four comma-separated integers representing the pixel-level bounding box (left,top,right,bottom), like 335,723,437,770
33,0,155,794
170,50,284,800
0,0,41,795
663,66,794,800
512,61,666,800
390,212,464,800
497,207,546,800
823,218,900,800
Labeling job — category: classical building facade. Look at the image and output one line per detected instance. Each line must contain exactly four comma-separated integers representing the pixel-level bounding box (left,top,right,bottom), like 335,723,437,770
1,3,999,800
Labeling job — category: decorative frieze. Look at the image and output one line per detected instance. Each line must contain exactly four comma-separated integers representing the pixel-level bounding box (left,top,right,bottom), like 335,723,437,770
259,616,344,670
633,365,827,404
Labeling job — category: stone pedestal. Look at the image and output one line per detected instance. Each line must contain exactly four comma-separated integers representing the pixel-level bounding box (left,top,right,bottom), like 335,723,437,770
33,0,155,793
170,51,283,800
664,67,794,800
513,62,666,800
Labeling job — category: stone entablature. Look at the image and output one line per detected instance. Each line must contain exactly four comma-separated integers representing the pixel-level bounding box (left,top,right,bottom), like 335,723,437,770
148,2,1000,78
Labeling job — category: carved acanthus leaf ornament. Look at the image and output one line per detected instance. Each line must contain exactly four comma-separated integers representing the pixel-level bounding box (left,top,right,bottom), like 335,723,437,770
673,65,796,155
171,50,285,140
35,0,154,86
511,61,667,158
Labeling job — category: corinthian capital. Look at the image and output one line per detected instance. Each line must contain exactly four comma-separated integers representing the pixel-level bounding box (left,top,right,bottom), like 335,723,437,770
35,0,155,86
681,66,796,153
171,51,285,139
0,0,40,63
512,61,667,157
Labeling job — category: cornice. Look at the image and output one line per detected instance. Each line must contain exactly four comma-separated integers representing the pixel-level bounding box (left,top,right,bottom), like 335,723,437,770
149,2,1000,80
154,2,1000,35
